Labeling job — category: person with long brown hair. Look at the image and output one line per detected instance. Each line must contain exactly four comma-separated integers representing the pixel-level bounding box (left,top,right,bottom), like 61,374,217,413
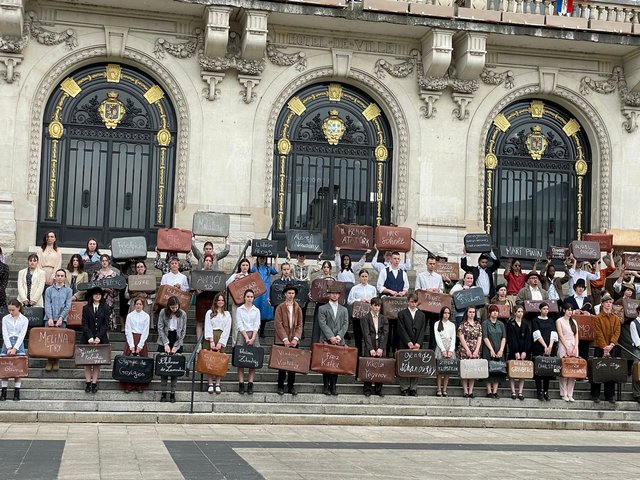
1,299,28,401
434,305,456,397
507,305,531,400
37,231,61,286
457,306,482,398
121,297,151,393
204,292,231,394
65,254,88,300
157,296,187,403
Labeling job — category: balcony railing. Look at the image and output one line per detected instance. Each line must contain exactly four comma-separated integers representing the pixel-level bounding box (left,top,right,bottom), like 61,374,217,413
273,0,640,34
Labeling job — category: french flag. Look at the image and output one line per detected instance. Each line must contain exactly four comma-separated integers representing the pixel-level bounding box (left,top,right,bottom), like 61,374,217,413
556,0,574,15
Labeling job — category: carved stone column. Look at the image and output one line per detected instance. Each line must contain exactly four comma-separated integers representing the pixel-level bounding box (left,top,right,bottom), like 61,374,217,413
0,53,21,83
238,74,261,104
240,9,268,61
421,29,453,78
203,6,231,58
201,72,225,101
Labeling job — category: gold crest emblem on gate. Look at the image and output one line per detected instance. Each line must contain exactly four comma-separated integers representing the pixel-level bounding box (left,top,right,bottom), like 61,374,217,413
322,109,346,145
99,91,126,129
525,125,548,160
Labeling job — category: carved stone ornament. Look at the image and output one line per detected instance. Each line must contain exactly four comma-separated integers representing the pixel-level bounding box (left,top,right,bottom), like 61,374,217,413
266,42,307,71
580,66,640,133
374,50,420,80
0,11,77,83
480,65,515,89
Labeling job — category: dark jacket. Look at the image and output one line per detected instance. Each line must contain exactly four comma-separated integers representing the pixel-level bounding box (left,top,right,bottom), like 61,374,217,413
461,256,499,299
563,295,594,314
361,312,389,354
81,302,110,345
397,308,426,349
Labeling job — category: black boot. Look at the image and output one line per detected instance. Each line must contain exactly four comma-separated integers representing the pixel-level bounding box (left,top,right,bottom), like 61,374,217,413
91,383,98,394
247,382,254,395
169,393,176,403
238,383,245,395
160,392,167,402
323,376,331,396
85,382,91,393
13,388,20,401
0,387,6,401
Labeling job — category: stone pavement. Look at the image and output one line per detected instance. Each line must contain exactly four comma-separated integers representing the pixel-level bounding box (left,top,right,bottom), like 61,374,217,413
1,423,639,479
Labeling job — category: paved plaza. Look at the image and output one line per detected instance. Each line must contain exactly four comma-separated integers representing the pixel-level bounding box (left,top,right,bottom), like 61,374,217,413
0,423,639,479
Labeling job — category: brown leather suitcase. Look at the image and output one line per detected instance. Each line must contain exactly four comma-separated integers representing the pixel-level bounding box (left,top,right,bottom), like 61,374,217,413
28,327,76,359
310,343,358,376
333,224,374,251
374,226,412,253
573,314,595,341
524,300,559,313
127,274,157,293
195,349,229,377
156,228,192,253
309,278,346,304
416,291,451,314
227,272,267,305
0,356,28,378
351,301,371,319
356,356,396,384
381,296,408,320
582,233,613,252
268,345,311,374
507,359,534,379
633,361,640,383
434,262,460,281
74,344,111,365
561,356,588,379
66,301,86,328
624,253,640,271
569,240,601,262
154,285,192,312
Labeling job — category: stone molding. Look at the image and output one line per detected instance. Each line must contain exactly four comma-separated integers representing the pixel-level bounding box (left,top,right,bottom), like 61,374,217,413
28,45,191,212
264,66,410,222
478,83,612,231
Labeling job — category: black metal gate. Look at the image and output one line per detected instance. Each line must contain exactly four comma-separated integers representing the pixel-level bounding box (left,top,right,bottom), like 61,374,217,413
38,63,177,247
484,99,592,251
273,83,393,255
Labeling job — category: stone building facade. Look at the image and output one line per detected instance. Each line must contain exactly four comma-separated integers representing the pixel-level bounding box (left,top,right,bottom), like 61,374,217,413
1,0,638,266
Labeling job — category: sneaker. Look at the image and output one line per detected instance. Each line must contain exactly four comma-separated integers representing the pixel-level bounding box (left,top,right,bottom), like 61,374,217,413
215,385,222,395
208,385,214,394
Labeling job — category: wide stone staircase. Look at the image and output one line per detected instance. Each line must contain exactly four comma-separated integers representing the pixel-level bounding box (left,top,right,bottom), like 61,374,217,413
2,251,640,430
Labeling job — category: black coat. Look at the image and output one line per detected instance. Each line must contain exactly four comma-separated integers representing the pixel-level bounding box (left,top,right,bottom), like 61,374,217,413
81,302,110,345
461,256,500,299
506,319,532,359
563,295,594,314
396,309,426,349
360,313,389,354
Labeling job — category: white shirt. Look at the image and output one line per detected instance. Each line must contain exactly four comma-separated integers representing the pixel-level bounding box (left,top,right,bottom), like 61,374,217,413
236,304,261,333
434,320,456,354
408,307,417,319
334,253,366,283
2,314,28,350
529,286,543,301
376,267,409,293
161,271,190,292
573,293,587,309
125,310,150,349
547,282,559,301
329,300,339,318
567,268,599,296
347,283,377,305
631,317,640,348
169,314,178,331
476,268,490,296
372,258,411,272
415,270,444,292
204,310,232,347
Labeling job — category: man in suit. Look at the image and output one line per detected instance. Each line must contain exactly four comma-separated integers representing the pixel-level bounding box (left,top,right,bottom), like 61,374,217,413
360,297,389,397
274,284,304,396
318,283,350,396
461,250,499,300
397,293,427,396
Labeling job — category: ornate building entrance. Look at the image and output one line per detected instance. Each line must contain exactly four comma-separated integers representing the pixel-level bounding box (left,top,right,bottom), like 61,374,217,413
272,82,393,254
37,63,177,247
484,99,592,251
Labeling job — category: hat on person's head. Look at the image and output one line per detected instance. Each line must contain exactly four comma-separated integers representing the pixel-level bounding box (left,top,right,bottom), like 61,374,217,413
621,282,635,293
283,284,298,295
495,284,507,292
574,278,586,290
526,271,540,280
327,283,342,294
436,251,448,260
601,293,614,303
487,304,500,314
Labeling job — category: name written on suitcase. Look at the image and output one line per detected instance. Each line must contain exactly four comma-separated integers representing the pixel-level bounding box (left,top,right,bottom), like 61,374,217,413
155,354,186,376
235,347,263,368
396,350,437,377
74,345,111,365
115,357,152,381
39,330,72,354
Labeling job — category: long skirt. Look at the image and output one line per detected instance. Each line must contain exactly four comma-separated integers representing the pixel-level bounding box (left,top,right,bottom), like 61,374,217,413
120,333,149,392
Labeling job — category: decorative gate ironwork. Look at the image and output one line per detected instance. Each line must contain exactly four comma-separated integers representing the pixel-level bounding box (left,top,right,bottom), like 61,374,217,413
37,63,177,247
484,100,592,251
272,83,393,255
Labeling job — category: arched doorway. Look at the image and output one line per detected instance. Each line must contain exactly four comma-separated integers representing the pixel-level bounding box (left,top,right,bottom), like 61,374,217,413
272,82,393,254
484,99,592,251
37,63,177,247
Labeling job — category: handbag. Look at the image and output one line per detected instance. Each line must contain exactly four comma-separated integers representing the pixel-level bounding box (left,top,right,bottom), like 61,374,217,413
488,360,507,375
232,345,265,369
154,353,186,377
310,343,358,376
195,349,229,377
560,356,587,379
534,356,562,377
436,358,460,376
